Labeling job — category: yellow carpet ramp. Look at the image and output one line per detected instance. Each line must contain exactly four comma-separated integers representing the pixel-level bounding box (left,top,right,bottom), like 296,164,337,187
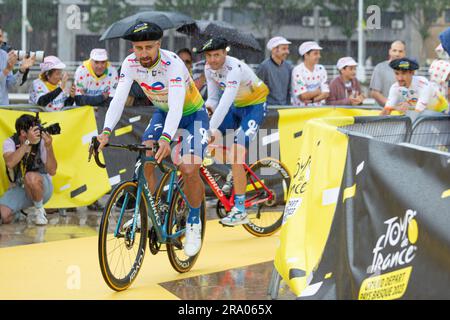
0,219,279,300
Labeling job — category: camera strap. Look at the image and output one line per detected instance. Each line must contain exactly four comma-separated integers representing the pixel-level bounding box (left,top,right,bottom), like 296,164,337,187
20,69,30,86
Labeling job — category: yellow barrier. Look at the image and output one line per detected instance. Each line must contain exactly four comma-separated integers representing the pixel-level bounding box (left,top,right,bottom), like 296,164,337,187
275,108,380,297
0,107,110,208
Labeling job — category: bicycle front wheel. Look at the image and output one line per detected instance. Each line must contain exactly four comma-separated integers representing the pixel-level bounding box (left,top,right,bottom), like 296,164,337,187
243,158,291,237
98,181,148,291
166,181,206,273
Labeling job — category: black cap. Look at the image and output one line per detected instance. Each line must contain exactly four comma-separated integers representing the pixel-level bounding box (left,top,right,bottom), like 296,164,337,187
389,58,419,71
197,37,228,53
122,22,163,42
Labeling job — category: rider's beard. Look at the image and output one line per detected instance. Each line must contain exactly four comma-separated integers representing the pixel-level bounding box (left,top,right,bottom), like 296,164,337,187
140,56,153,68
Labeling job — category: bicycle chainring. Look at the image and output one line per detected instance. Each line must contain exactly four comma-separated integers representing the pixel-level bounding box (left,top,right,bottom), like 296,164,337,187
148,226,161,255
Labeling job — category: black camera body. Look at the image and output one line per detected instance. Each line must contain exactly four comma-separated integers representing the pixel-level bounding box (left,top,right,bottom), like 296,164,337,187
0,42,13,53
33,113,61,135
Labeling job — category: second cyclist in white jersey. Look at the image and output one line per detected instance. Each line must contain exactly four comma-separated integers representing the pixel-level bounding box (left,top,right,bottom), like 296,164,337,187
199,37,269,226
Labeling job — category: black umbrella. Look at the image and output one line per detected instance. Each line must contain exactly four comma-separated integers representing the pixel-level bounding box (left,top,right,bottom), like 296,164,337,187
177,20,262,52
100,11,196,41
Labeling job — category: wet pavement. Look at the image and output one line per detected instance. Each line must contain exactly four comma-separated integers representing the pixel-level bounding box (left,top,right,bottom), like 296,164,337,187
161,261,296,300
0,196,295,300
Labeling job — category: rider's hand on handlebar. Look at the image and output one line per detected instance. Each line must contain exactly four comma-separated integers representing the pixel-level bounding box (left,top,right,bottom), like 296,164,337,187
97,133,110,151
155,139,171,163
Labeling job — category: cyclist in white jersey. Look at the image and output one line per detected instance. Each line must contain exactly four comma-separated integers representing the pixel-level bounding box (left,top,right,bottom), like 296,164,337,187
199,37,269,226
381,58,448,115
97,22,209,257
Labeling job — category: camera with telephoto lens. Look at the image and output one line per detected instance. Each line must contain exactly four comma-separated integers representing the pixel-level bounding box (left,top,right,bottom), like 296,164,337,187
13,50,44,62
33,112,61,136
0,43,44,62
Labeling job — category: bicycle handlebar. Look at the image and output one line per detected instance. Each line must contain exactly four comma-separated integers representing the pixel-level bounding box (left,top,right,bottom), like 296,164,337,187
88,137,171,173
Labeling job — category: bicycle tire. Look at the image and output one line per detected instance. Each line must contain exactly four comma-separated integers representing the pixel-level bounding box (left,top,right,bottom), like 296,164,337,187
242,158,291,237
98,181,148,291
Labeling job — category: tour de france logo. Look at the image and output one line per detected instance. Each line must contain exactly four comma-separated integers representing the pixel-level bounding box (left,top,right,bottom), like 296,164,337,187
359,209,419,300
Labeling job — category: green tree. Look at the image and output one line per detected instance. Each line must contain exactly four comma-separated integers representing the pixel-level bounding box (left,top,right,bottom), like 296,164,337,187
232,0,305,42
87,0,136,59
87,0,136,33
154,0,222,20
312,0,391,57
0,0,58,54
394,0,448,59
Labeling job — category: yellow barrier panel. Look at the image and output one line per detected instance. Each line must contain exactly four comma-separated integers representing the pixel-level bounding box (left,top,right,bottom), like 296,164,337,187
277,108,380,175
275,108,379,297
0,107,111,208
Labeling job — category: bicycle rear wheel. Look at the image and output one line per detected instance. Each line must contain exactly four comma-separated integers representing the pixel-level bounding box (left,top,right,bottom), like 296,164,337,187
98,181,148,291
243,158,291,237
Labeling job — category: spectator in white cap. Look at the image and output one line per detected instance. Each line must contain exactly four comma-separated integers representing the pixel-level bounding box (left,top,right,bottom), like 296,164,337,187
327,57,365,106
256,36,293,105
291,41,329,107
74,48,118,212
74,48,118,107
29,55,75,112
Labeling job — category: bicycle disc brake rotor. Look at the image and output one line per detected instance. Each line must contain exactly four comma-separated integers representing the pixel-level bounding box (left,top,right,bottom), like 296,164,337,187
216,199,227,218
124,227,135,250
264,189,277,207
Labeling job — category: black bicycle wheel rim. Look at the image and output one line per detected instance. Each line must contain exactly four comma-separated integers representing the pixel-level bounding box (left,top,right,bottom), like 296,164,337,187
98,181,148,291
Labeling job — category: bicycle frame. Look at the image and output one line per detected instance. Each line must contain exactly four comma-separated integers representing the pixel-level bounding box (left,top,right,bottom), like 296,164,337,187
113,153,189,245
200,164,274,212
195,142,274,212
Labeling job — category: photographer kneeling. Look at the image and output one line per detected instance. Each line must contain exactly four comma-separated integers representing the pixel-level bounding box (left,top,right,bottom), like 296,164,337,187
0,115,57,225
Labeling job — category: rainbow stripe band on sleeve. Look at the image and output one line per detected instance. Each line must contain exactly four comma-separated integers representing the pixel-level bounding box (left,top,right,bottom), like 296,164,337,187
159,133,172,143
103,128,112,136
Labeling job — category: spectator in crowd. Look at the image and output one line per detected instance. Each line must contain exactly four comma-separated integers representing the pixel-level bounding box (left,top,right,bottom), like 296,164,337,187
438,28,450,98
192,59,207,100
256,36,293,106
74,48,118,108
370,40,406,107
74,48,118,211
29,56,75,111
177,48,193,74
0,114,57,225
380,58,448,115
327,57,365,106
0,26,36,105
439,27,450,56
435,43,449,61
429,59,450,101
291,41,329,107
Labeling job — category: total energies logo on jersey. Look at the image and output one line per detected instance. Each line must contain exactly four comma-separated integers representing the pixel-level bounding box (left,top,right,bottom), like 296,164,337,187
141,82,165,92
359,209,419,300
219,82,226,91
169,77,183,87
227,80,238,88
